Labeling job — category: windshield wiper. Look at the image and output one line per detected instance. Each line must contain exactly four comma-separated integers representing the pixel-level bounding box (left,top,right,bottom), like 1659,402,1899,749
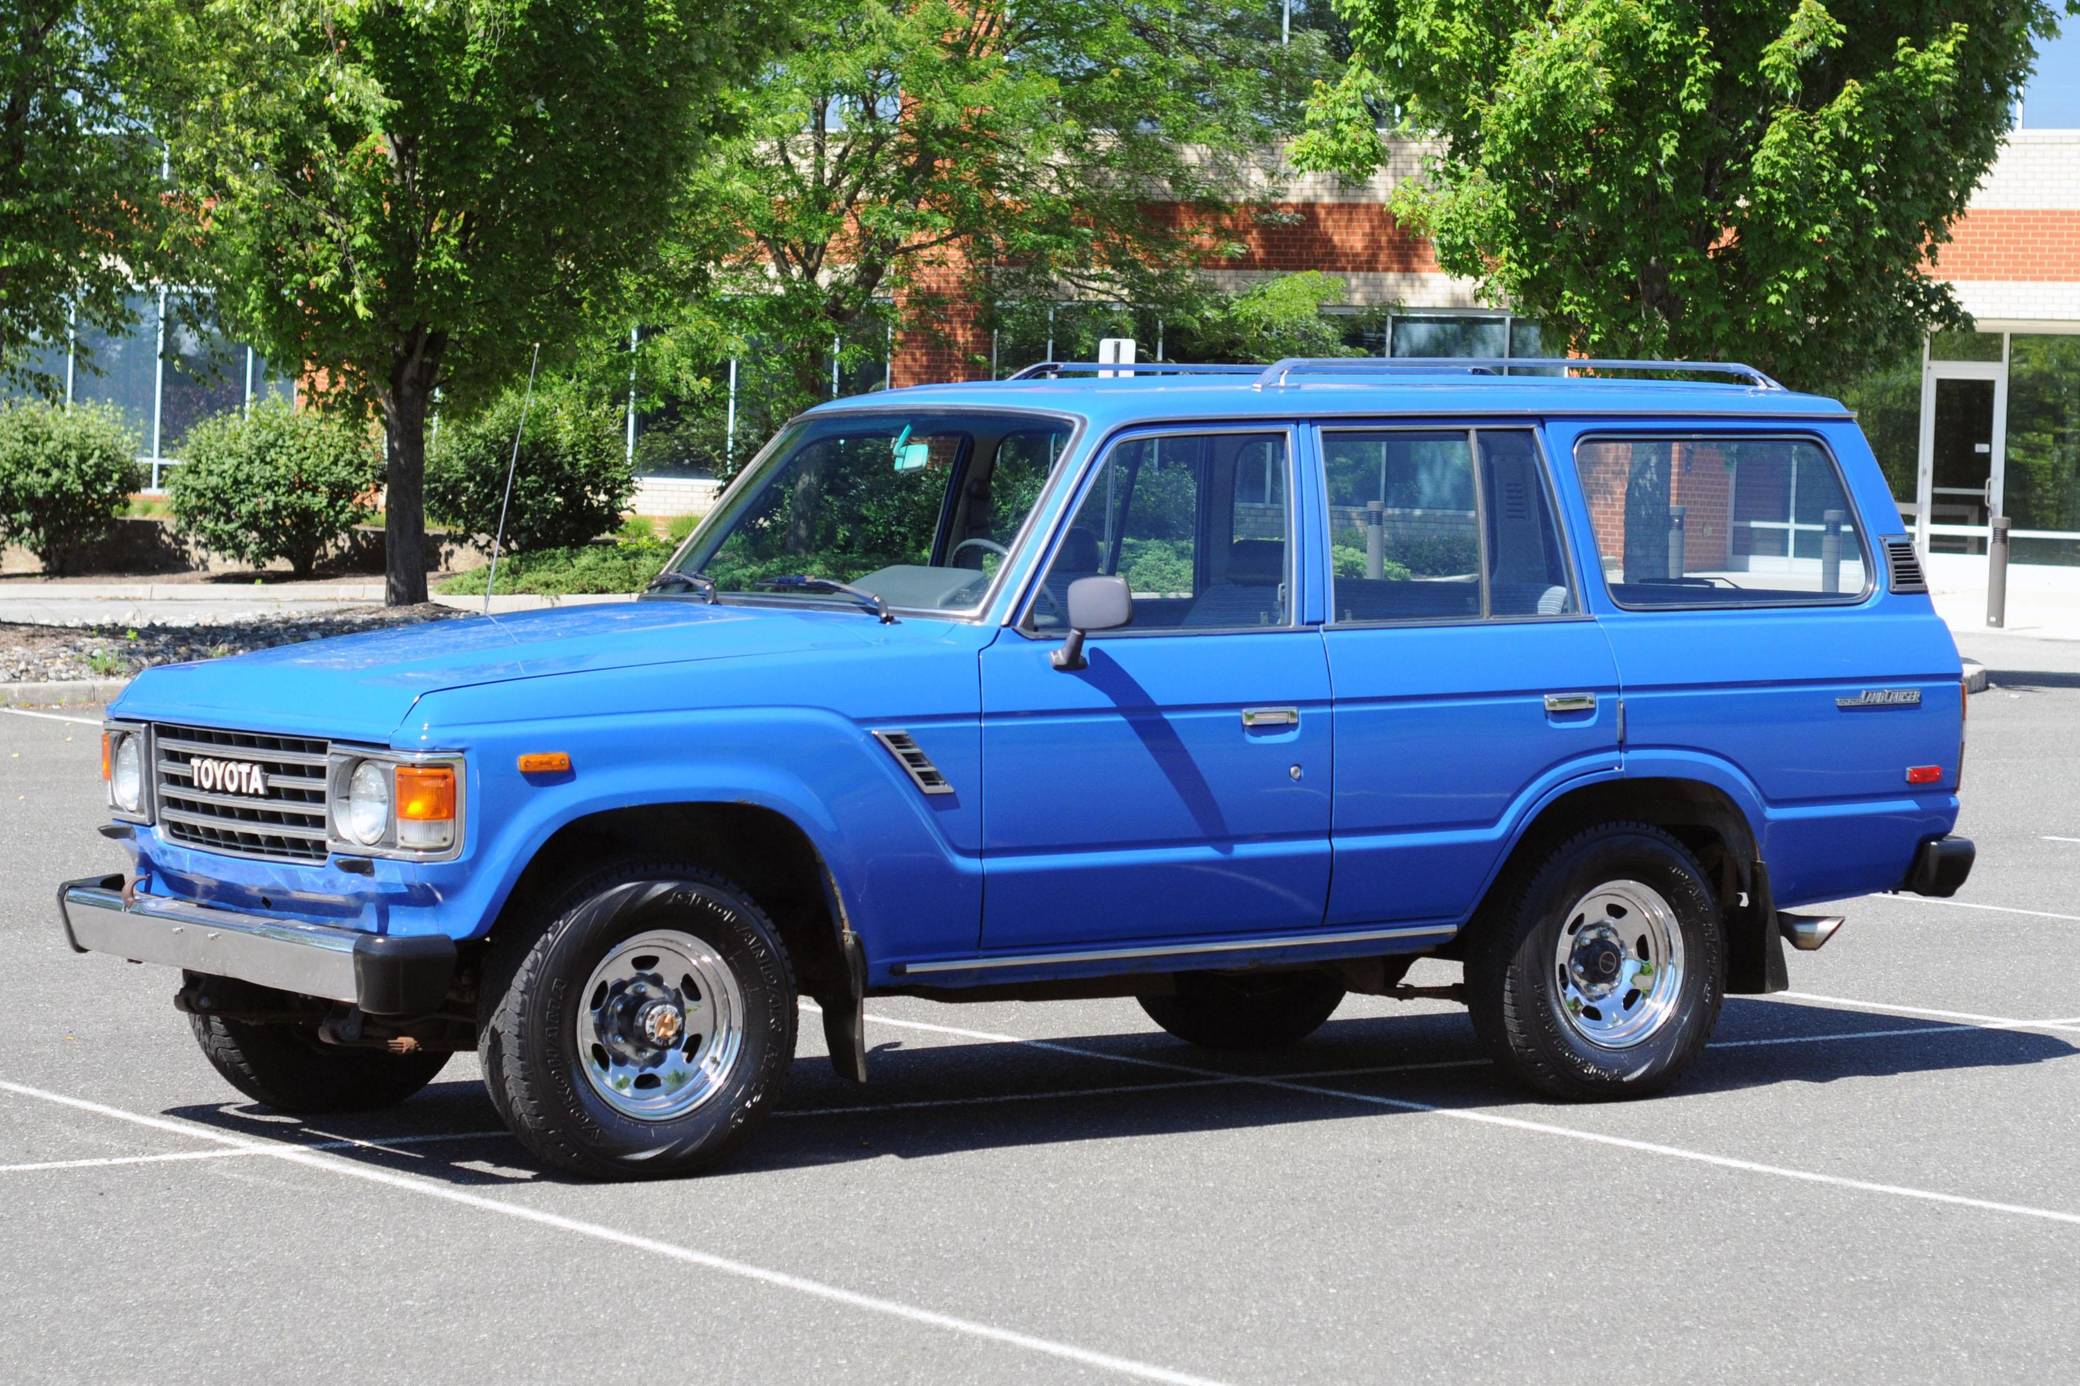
646,569,718,603
754,574,895,623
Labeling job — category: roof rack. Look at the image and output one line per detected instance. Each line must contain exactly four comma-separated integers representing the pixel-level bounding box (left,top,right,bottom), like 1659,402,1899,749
1004,361,1264,380
1251,357,1784,390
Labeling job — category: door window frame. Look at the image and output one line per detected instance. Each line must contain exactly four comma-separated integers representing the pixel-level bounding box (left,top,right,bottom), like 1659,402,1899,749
1311,422,1588,628
1011,422,1307,638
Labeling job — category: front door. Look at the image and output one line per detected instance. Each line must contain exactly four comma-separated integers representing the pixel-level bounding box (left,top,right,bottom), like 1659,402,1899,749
977,427,1333,953
1918,358,2007,556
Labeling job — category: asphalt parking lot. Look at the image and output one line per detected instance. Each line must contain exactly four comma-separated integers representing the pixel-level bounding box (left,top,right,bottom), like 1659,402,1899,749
3,630,2077,1385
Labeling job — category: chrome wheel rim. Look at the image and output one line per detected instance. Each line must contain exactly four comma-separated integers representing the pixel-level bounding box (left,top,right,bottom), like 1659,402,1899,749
1552,879,1685,1050
575,930,745,1121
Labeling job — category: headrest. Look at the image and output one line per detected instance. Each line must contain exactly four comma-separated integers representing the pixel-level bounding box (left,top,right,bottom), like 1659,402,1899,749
1228,539,1283,583
1056,526,1101,571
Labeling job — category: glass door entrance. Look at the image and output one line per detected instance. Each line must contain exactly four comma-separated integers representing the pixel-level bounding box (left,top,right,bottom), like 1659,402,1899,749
1918,360,2006,557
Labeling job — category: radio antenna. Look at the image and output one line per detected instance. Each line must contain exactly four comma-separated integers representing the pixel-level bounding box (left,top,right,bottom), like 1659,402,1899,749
484,342,541,616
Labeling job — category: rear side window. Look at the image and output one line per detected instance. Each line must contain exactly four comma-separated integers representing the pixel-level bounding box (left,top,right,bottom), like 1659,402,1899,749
1323,428,1574,623
1576,437,1870,606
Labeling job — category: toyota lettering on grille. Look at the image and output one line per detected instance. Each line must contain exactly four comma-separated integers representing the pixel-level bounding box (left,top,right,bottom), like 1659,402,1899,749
190,757,269,796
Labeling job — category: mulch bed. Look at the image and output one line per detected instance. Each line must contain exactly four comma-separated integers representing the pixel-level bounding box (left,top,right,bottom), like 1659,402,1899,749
0,605,461,684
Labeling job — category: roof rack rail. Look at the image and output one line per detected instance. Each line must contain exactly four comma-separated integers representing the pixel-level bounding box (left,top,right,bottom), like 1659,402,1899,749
1251,357,1784,391
1005,360,1264,380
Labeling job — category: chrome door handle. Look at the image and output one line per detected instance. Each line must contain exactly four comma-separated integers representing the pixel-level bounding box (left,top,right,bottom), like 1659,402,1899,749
1543,692,1597,714
1241,707,1300,728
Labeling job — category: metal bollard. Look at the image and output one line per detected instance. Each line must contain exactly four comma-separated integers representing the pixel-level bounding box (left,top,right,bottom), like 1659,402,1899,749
1987,516,2011,628
1667,506,1687,580
1365,500,1385,580
1820,508,1843,595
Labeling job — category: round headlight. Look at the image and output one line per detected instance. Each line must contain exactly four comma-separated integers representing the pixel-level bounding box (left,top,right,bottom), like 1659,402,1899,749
345,761,391,846
110,734,143,814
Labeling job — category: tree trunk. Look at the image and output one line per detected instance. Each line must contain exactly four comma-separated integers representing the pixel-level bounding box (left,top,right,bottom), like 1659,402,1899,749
380,340,443,606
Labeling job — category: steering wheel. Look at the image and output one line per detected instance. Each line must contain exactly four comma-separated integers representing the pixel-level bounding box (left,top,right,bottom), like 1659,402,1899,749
950,537,1010,567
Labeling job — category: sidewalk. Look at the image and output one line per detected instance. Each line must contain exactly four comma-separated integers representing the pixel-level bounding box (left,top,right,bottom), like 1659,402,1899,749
1923,554,2080,644
0,582,633,628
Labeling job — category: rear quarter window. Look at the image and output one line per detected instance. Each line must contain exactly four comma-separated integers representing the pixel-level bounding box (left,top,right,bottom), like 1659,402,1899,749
1575,436,1871,607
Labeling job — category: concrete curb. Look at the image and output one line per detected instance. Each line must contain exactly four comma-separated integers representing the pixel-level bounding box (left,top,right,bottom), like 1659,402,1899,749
1962,659,1989,695
2,581,388,602
1,677,129,708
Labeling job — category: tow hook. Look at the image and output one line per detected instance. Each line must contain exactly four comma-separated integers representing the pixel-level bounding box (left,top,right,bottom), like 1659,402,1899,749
1777,913,1845,952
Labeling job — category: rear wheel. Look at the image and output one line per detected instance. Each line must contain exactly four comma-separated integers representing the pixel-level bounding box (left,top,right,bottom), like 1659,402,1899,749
478,859,796,1180
1468,822,1724,1100
1138,971,1346,1050
189,1014,449,1113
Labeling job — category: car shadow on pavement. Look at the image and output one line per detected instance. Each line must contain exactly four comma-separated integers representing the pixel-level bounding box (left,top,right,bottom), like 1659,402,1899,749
160,997,2076,1186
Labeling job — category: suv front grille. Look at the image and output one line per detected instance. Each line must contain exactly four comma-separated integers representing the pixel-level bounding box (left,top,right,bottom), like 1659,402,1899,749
153,723,332,863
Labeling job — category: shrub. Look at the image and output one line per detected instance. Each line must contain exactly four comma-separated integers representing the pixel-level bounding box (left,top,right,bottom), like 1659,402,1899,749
428,385,632,554
169,402,381,578
1121,538,1193,595
0,400,141,575
439,539,671,597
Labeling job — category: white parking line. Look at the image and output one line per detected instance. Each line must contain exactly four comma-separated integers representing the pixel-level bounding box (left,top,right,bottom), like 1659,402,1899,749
0,707,100,728
0,1080,1232,1386
0,1127,507,1174
2043,836,2080,845
1884,896,2080,923
1776,991,2080,1034
846,1011,2080,1230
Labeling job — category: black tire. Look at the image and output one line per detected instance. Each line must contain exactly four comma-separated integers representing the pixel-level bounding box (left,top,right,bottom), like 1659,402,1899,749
478,858,796,1180
1468,822,1725,1101
1138,970,1346,1050
188,1013,450,1113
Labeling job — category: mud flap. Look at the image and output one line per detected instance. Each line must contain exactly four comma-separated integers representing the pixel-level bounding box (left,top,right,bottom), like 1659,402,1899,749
1727,857,1789,994
820,929,869,1084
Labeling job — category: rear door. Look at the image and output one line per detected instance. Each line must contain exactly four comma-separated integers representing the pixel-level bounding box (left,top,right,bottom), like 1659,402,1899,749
977,425,1334,952
1318,425,1623,930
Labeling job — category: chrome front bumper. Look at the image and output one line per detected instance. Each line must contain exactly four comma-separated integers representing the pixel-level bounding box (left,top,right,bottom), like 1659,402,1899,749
57,875,455,1015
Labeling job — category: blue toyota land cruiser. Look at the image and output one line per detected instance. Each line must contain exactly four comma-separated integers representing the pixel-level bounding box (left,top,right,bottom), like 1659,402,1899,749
59,358,1976,1179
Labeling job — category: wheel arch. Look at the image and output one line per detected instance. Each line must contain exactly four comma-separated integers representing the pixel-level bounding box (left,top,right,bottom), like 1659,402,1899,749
1474,773,1785,994
491,801,857,1006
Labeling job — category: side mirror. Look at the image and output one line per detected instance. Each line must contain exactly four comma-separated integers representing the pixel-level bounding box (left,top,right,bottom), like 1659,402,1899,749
1051,575,1133,671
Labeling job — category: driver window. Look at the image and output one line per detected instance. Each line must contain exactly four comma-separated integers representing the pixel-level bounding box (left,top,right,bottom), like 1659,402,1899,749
1033,432,1291,632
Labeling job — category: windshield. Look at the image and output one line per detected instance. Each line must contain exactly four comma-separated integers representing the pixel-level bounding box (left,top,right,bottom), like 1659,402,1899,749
669,410,1074,614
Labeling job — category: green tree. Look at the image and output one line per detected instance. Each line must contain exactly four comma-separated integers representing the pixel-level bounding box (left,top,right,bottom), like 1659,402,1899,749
672,0,1336,416
1295,1,2077,387
1170,271,1372,362
142,0,786,604
0,2,183,392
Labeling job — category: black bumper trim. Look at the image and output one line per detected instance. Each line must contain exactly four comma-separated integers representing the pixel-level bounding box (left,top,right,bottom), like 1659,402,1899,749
1902,836,1975,898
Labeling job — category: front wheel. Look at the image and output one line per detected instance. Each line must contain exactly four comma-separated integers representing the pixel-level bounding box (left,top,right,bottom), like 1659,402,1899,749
478,860,797,1180
1467,822,1724,1100
189,1013,450,1113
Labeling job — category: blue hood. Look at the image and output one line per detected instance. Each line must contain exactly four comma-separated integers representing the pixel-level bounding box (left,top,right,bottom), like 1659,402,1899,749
112,601,899,743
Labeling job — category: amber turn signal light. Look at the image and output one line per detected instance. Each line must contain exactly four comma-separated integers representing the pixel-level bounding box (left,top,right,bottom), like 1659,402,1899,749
517,752,572,775
100,731,112,781
395,765,458,821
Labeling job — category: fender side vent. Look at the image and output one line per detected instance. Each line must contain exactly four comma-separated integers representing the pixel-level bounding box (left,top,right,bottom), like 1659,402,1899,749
872,730,954,796
1884,535,1927,593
